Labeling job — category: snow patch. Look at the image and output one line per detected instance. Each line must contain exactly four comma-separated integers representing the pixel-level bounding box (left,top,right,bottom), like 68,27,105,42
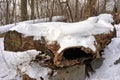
0,49,51,80
87,24,120,80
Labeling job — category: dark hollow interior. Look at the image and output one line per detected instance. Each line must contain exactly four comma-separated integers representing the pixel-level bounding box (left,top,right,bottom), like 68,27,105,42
63,48,92,60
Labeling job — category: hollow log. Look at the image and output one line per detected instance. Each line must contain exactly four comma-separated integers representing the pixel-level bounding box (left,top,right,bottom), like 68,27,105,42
4,28,116,67
32,30,116,67
42,29,116,67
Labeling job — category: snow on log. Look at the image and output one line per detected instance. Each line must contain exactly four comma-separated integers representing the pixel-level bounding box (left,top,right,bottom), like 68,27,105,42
3,14,116,67
53,30,115,67
33,29,115,67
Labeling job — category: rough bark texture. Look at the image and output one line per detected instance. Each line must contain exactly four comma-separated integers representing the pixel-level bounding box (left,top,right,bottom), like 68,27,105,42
20,36,35,51
4,31,35,51
21,0,28,21
30,0,35,20
53,30,116,67
4,30,22,51
83,0,97,19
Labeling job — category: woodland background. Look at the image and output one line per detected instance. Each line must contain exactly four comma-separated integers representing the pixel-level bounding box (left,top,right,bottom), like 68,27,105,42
0,0,120,26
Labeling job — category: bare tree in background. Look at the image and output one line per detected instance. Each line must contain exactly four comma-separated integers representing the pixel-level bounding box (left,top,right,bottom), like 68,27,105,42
0,0,120,25
30,0,35,20
5,0,10,24
103,0,107,13
113,0,120,24
65,0,73,22
82,0,97,19
20,0,28,21
75,0,79,21
49,0,55,21
11,0,16,23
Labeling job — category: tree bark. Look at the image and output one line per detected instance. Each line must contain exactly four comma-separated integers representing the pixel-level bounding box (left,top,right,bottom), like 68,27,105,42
30,0,35,20
5,0,9,24
21,0,28,21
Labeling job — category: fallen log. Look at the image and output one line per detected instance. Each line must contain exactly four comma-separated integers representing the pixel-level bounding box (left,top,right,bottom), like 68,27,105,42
3,14,116,68
4,30,22,51
4,30,35,51
32,31,115,68
4,28,116,68
3,23,116,79
34,29,116,67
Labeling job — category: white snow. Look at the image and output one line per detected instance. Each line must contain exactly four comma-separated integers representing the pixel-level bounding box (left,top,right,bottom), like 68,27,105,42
0,44,51,80
58,35,96,53
0,24,16,34
0,16,65,34
87,24,120,80
0,38,51,80
115,24,120,37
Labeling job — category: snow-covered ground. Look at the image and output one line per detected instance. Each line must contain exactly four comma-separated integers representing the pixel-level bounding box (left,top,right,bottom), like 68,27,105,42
0,38,51,80
0,14,120,80
87,25,120,80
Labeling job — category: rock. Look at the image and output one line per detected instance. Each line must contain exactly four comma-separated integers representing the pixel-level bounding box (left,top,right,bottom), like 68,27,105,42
114,58,120,65
91,57,104,70
49,65,85,80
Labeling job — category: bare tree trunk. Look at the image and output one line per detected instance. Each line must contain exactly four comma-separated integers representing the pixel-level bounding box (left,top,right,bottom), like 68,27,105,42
103,0,107,13
113,0,120,24
83,0,97,19
66,0,73,22
20,0,28,21
11,0,16,23
58,0,64,15
46,0,49,18
5,0,9,24
35,0,40,19
90,0,97,16
75,0,79,21
49,0,55,21
30,0,35,20
97,0,100,14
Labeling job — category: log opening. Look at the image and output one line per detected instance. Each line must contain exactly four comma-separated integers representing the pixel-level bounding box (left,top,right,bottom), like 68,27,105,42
63,48,92,60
